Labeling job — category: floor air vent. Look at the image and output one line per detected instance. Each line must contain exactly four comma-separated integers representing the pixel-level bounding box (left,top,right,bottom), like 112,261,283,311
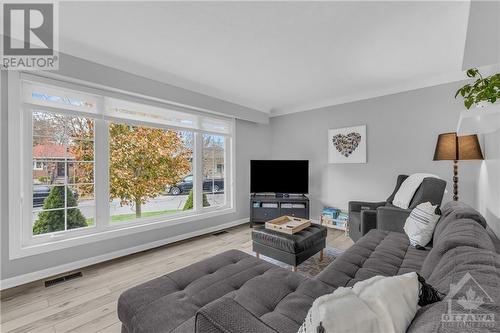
44,272,83,287
212,230,229,236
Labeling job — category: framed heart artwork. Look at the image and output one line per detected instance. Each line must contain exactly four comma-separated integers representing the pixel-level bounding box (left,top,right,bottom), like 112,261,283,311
328,125,367,164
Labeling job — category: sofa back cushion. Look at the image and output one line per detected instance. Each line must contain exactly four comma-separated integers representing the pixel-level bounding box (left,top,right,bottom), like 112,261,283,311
407,247,500,333
421,218,495,279
432,201,489,248
433,201,488,243
440,201,487,225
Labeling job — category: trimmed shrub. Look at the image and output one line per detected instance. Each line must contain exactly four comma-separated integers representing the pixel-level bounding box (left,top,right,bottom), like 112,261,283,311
183,190,210,210
33,186,87,235
37,176,49,183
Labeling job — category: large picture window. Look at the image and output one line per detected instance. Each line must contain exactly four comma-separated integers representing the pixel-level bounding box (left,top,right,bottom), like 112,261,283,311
9,74,234,257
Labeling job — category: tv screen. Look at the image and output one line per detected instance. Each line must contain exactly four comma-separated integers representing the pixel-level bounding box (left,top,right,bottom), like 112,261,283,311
250,160,309,194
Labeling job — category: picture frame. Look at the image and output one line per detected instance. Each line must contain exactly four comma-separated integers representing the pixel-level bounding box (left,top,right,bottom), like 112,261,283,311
328,125,367,164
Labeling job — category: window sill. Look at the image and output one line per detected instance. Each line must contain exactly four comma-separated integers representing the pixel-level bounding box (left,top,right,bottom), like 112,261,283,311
10,207,236,259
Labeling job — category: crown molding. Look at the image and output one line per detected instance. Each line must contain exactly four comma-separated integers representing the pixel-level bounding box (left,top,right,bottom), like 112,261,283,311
270,63,500,118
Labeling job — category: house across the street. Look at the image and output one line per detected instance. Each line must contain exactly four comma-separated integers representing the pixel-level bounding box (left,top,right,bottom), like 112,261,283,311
32,143,75,184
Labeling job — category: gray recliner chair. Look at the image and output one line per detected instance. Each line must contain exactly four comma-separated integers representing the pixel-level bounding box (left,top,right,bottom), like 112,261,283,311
348,175,446,242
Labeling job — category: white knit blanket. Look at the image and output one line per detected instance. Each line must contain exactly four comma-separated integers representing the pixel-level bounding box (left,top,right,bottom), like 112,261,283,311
297,273,420,333
392,173,440,209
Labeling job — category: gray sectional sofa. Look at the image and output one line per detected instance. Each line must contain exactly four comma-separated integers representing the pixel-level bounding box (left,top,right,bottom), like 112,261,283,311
118,201,500,332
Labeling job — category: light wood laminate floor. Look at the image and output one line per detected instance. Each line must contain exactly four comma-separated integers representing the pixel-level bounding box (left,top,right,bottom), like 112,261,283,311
0,224,353,333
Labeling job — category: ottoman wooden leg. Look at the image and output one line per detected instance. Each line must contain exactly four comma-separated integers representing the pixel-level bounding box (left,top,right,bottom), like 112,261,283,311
320,249,324,261
256,253,260,259
292,266,297,272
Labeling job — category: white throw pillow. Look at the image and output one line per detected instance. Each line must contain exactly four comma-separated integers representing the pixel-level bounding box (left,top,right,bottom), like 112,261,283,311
298,272,420,333
404,202,440,247
392,173,440,209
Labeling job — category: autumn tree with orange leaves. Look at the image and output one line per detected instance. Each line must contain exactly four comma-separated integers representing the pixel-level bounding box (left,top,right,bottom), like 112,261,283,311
67,117,95,198
70,121,192,218
108,124,191,218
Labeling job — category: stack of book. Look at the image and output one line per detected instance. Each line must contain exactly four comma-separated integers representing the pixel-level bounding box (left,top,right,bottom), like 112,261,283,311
321,207,348,230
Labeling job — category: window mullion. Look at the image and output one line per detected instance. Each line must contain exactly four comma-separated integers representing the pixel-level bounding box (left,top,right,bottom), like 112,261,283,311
193,132,203,212
64,169,68,231
223,136,230,208
95,104,110,230
23,106,33,245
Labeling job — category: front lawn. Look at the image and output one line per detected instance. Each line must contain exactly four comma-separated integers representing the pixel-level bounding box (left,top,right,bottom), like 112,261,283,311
85,209,182,225
110,209,181,223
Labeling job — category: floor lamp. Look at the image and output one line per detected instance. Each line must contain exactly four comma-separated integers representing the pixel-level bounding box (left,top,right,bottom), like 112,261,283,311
433,132,484,201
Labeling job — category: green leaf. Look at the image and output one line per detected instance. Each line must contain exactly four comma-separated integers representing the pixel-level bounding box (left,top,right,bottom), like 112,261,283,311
464,98,474,109
466,68,478,78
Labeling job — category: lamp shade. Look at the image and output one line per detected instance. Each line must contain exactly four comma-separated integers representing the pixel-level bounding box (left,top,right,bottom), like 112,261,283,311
433,132,484,161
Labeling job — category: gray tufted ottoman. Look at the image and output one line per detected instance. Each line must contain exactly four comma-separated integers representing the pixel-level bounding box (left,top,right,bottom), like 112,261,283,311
117,249,330,333
252,224,327,271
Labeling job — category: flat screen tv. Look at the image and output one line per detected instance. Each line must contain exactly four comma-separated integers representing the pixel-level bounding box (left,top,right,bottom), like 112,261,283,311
250,160,309,194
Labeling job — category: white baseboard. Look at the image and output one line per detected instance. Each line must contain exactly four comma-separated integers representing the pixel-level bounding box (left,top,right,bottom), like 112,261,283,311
0,218,249,290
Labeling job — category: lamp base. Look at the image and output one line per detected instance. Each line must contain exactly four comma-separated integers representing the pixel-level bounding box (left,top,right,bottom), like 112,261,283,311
453,160,458,201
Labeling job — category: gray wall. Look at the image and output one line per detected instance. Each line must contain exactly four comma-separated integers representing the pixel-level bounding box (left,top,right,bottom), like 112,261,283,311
460,0,499,237
462,0,500,69
0,69,270,281
478,130,500,238
269,81,480,220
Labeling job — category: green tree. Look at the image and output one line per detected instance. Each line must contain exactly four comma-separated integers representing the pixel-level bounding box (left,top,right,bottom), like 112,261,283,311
33,186,87,235
183,190,210,210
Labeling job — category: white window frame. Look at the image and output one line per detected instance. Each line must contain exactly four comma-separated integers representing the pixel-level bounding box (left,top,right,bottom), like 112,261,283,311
33,161,44,170
8,72,236,259
25,107,99,248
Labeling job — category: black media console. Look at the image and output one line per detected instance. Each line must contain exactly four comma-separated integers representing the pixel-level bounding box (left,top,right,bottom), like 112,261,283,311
250,194,310,228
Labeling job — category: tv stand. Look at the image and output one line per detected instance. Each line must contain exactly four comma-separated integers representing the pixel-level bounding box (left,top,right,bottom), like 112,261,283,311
250,194,309,228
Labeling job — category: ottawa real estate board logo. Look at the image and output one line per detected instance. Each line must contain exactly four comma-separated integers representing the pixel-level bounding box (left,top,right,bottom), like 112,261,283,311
1,2,59,70
441,272,495,329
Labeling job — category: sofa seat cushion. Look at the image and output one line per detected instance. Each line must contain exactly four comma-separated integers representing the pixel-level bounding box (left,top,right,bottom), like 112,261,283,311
315,229,429,288
118,250,278,333
398,245,430,274
225,269,334,332
252,224,327,253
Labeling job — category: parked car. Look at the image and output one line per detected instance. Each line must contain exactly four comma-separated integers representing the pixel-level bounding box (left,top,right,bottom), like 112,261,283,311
167,175,224,195
33,185,79,208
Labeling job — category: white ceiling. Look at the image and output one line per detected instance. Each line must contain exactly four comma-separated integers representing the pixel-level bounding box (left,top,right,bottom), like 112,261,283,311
59,1,471,116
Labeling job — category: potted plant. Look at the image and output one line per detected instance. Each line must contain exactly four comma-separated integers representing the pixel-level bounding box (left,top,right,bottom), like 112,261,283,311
455,68,500,109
